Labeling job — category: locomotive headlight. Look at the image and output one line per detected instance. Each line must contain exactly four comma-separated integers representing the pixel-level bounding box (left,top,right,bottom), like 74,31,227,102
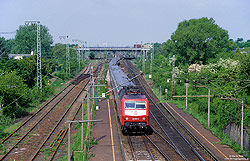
125,117,129,120
142,117,146,120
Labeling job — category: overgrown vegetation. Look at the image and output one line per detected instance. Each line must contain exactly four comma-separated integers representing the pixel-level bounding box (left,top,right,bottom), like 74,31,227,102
0,23,88,139
135,17,250,158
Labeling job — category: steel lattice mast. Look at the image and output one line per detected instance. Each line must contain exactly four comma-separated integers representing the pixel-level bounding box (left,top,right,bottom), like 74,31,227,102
150,43,154,78
59,35,70,76
66,36,70,75
72,39,86,71
25,21,42,92
37,22,42,92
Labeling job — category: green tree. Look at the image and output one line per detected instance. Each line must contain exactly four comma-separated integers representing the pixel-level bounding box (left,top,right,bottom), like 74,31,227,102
16,56,37,88
236,38,243,43
0,71,30,118
169,17,232,65
52,43,66,59
236,47,250,95
0,55,51,88
0,37,9,60
52,43,85,79
12,24,53,55
89,52,96,59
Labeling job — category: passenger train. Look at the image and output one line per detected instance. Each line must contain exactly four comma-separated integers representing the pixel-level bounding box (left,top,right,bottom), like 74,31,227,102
109,57,149,134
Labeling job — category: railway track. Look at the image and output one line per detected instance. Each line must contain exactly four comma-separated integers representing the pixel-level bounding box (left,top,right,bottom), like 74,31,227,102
0,67,89,146
123,60,215,161
30,79,89,160
127,135,156,161
0,64,103,160
127,133,186,161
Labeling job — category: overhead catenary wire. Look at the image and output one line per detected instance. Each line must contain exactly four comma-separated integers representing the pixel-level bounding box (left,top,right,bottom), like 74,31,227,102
203,77,231,96
194,79,250,110
230,82,250,95
104,72,143,96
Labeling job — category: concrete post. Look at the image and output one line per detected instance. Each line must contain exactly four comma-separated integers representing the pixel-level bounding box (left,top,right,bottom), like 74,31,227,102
185,82,188,110
208,88,210,128
87,93,90,120
171,55,175,98
241,99,244,150
68,123,71,161
142,50,145,74
160,85,161,102
81,98,84,151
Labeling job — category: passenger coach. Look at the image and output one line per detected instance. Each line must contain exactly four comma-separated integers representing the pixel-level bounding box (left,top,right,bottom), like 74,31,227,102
109,57,149,134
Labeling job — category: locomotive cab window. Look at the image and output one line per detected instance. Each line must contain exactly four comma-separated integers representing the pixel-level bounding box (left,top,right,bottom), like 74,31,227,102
125,101,135,109
136,101,146,109
125,101,146,109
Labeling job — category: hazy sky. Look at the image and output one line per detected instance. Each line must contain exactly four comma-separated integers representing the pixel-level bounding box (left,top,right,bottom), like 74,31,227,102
1,0,250,46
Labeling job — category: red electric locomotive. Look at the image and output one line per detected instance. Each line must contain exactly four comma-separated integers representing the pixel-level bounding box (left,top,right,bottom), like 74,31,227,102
109,57,149,134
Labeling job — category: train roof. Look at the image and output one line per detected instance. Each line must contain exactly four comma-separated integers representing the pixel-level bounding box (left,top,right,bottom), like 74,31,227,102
109,56,120,66
123,95,147,100
109,57,136,89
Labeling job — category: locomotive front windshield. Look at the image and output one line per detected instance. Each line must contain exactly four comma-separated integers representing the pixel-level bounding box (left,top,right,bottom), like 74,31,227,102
125,101,146,109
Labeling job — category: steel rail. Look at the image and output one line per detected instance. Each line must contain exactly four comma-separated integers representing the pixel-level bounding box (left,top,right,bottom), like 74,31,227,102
30,79,90,160
0,83,83,160
0,68,90,160
128,63,187,161
49,63,103,160
125,60,217,160
128,60,217,160
144,135,172,161
49,93,86,161
149,125,187,161
124,60,205,161
0,67,89,145
50,129,64,147
0,83,71,145
49,129,68,161
142,135,156,161
127,135,137,161
137,68,204,161
149,111,187,161
161,103,219,161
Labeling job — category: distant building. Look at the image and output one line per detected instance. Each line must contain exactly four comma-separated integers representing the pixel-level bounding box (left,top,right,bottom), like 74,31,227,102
8,54,32,60
133,44,153,49
143,44,153,49
8,51,34,60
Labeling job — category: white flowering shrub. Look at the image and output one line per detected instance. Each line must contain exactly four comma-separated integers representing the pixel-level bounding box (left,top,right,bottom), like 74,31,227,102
205,58,239,73
188,64,205,72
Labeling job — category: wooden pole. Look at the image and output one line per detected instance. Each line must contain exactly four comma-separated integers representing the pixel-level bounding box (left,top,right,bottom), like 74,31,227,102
208,88,210,128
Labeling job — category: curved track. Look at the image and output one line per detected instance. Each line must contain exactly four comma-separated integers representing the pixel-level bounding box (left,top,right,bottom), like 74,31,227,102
0,64,103,161
123,60,215,161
